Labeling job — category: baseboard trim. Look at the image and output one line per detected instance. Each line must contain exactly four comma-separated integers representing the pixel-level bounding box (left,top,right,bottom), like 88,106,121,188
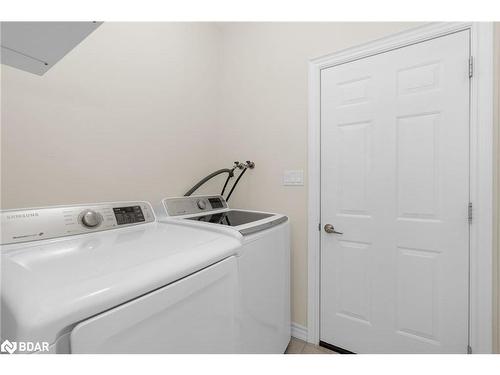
291,322,308,341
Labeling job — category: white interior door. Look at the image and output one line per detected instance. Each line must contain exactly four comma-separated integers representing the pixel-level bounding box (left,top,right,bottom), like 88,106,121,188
320,30,470,354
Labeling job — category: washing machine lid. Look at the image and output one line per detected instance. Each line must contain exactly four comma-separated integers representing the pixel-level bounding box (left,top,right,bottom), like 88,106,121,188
1,220,240,345
184,210,288,236
158,196,288,236
186,210,273,226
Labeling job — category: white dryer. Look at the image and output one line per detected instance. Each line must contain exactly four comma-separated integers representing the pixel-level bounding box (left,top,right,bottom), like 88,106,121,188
0,201,241,353
155,195,291,353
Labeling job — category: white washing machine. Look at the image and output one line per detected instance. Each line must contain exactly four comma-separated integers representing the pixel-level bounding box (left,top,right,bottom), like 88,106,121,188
0,201,241,353
155,195,291,353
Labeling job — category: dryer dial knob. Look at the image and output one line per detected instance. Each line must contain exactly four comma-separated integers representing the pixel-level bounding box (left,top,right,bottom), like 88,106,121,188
197,200,207,210
81,210,101,228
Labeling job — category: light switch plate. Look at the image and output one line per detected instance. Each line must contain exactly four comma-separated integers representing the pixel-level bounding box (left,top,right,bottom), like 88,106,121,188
283,170,304,186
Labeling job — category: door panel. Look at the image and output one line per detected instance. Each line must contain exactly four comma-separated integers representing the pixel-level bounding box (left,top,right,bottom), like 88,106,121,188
337,240,371,324
320,31,470,353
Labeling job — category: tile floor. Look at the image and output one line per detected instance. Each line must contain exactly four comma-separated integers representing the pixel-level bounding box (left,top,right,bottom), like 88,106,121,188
285,338,336,354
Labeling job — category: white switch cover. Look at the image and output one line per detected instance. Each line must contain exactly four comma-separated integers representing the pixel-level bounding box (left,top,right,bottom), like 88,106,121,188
283,170,304,186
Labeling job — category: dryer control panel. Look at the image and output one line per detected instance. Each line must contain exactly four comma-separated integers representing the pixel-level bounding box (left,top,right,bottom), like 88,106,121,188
162,195,228,217
1,201,155,245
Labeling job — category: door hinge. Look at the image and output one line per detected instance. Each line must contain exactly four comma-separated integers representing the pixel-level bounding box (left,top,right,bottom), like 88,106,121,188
469,56,474,78
468,202,473,223
467,345,472,354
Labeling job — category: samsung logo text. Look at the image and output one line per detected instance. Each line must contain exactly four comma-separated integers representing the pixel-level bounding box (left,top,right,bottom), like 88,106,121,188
5,212,39,220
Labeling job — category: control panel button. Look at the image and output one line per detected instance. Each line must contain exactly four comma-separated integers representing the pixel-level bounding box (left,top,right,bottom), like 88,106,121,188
197,200,207,210
81,210,102,228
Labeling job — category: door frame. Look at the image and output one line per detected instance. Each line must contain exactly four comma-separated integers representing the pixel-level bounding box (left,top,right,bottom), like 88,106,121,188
307,22,495,353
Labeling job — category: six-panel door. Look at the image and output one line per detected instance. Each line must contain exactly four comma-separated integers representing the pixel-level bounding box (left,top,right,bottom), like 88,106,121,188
320,30,470,353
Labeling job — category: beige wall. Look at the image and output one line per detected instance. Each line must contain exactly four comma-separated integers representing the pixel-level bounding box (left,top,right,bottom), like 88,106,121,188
216,22,420,326
1,22,223,209
1,22,498,343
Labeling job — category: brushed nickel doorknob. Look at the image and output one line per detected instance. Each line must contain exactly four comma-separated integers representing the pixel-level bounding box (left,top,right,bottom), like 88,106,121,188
324,224,343,234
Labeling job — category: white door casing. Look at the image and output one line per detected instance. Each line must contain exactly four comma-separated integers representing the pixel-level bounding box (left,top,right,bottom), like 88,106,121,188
308,23,493,353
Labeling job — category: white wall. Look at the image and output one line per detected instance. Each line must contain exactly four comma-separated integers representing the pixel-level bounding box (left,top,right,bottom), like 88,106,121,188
1,22,223,209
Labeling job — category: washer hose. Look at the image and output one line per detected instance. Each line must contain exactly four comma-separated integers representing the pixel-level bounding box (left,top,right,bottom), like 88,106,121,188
221,166,237,196
225,167,248,202
184,168,234,196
